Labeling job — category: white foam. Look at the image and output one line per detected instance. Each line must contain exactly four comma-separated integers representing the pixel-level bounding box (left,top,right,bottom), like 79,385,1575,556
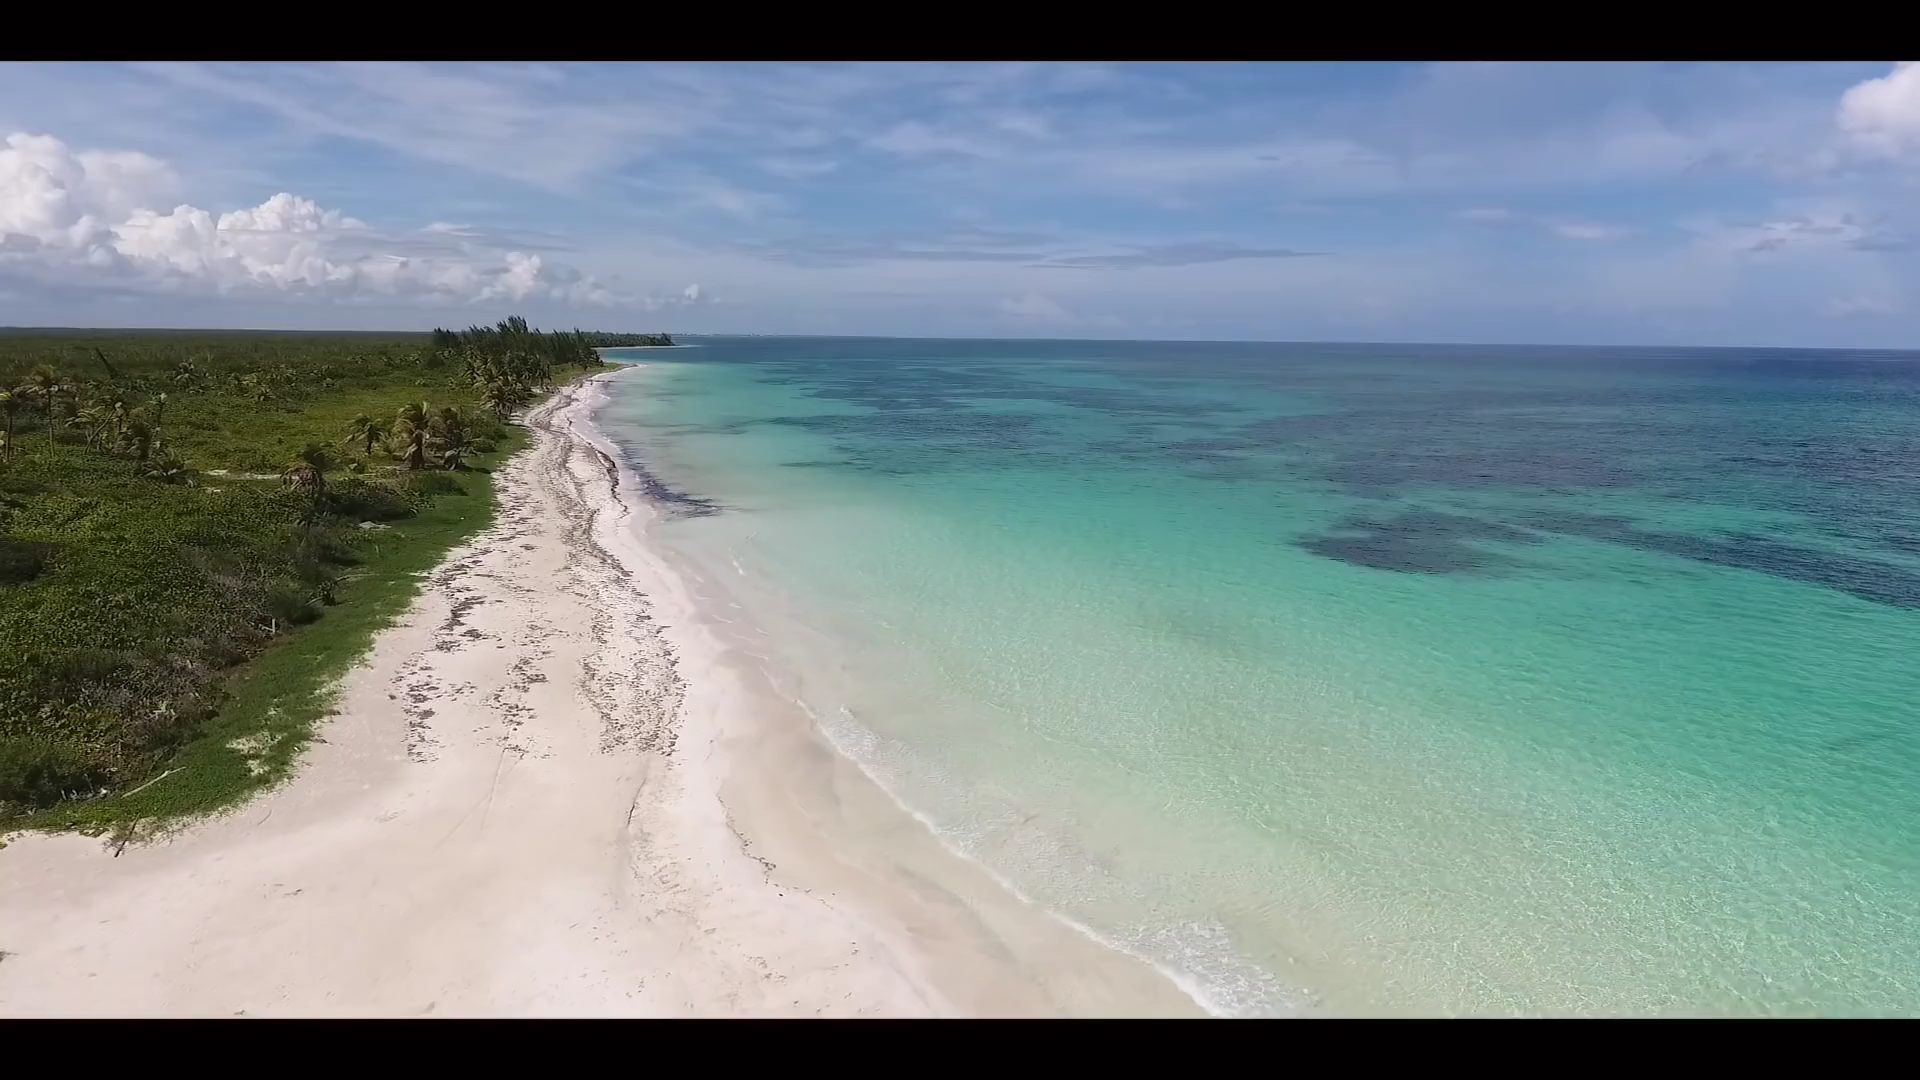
807,698,1307,1018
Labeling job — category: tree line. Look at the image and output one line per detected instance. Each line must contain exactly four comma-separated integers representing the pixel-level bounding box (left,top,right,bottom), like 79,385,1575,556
430,323,674,351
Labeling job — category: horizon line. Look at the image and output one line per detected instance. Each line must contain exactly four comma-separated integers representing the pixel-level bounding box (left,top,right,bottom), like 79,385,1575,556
2,325,1917,356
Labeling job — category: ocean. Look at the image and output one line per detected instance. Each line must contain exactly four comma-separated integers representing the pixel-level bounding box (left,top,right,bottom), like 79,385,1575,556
591,337,1920,1016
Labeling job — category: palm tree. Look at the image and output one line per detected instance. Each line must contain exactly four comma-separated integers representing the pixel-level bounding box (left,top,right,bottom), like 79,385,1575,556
0,389,19,462
20,366,67,446
149,392,168,440
68,405,111,450
56,384,93,445
92,391,129,451
344,413,388,457
431,406,470,470
282,443,333,495
479,379,519,421
282,443,334,528
392,402,430,470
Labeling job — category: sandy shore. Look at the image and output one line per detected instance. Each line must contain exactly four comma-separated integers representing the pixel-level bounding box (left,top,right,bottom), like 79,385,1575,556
0,372,1200,1018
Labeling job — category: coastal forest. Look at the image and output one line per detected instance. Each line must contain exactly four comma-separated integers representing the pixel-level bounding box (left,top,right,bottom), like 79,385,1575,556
0,319,635,832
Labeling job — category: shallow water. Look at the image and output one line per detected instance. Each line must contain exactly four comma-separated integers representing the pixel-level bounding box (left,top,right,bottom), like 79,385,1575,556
594,338,1920,1016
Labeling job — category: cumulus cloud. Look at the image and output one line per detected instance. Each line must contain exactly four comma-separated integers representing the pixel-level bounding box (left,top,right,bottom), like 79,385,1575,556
0,131,620,307
1838,62,1920,159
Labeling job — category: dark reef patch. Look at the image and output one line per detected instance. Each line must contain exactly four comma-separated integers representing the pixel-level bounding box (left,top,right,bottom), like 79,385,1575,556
1523,511,1920,610
1299,504,1920,609
1298,510,1543,575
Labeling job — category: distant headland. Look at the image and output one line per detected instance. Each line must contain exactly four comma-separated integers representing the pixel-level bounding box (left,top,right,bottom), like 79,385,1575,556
431,327,675,350
585,332,676,348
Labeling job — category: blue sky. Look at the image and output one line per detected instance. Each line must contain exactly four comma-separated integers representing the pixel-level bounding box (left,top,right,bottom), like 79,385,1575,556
3,61,1919,346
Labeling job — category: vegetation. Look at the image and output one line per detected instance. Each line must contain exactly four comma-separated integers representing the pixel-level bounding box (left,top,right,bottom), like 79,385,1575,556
579,330,676,348
585,331,674,348
427,323,674,354
0,319,622,831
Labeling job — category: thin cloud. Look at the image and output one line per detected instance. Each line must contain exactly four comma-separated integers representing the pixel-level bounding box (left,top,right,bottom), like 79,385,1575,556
1826,294,1899,317
999,292,1071,321
1550,222,1625,241
129,61,695,193
753,156,841,179
733,235,1318,270
418,222,580,253
1703,211,1907,255
1039,242,1321,269
867,121,999,160
1460,206,1626,241
733,233,1048,267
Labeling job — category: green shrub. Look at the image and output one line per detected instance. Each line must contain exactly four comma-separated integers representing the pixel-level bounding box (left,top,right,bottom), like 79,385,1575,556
327,477,414,523
0,736,111,812
263,582,324,628
402,471,466,498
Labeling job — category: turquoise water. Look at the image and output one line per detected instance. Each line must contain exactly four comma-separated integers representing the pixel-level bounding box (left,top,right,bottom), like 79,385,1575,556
595,339,1920,1016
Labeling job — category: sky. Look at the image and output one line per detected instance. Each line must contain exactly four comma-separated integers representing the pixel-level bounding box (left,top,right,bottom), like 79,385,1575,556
3,61,1920,347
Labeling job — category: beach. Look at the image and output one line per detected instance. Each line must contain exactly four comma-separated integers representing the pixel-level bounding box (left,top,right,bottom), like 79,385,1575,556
11,336,1918,1018
0,370,1200,1018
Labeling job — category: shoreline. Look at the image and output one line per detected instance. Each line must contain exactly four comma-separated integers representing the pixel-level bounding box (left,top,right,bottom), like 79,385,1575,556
0,370,1199,1017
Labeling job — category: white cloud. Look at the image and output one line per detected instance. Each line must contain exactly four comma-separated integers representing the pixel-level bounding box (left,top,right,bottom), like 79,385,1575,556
0,133,174,254
682,282,702,302
0,131,622,307
1697,210,1886,255
998,291,1071,321
1838,62,1920,159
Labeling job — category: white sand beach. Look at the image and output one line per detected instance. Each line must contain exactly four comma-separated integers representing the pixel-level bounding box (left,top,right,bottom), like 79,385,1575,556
0,372,1199,1018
